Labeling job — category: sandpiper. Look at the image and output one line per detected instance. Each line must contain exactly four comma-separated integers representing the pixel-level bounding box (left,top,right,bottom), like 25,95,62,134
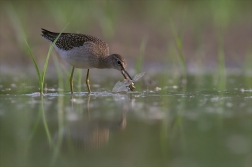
41,29,135,94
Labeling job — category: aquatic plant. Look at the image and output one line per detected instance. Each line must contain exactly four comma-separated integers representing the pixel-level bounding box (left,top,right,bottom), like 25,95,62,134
170,18,187,78
25,23,69,95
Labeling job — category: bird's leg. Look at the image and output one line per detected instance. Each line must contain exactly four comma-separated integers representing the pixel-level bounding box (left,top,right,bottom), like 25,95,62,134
86,69,91,94
70,66,75,94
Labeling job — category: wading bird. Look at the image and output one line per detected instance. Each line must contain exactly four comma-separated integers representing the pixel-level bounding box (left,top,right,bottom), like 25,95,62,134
41,29,135,94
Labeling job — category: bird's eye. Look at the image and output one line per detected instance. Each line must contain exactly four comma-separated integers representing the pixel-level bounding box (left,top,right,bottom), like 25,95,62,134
117,60,121,65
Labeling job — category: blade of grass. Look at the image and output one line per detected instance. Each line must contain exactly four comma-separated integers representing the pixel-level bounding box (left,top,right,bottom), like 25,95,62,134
135,36,148,74
5,2,27,51
41,23,70,94
41,96,53,146
170,19,187,78
244,47,252,87
24,39,42,89
77,69,82,92
24,23,69,95
52,53,64,91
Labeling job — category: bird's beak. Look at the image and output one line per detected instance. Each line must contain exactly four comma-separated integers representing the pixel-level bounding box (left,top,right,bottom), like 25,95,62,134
121,69,133,80
121,69,135,91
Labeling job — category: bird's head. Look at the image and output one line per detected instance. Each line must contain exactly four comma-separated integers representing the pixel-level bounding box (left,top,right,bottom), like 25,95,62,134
109,54,135,90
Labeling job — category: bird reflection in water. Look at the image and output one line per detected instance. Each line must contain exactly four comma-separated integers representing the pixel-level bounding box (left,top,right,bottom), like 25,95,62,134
54,95,129,150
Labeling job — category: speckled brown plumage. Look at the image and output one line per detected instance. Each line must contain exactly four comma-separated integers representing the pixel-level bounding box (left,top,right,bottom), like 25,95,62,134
41,28,108,53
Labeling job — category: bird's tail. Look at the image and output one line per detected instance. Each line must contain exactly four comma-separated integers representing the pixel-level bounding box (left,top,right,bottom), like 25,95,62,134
41,28,59,42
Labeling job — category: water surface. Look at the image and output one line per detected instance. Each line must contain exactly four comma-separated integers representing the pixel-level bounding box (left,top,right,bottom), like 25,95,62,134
0,74,251,167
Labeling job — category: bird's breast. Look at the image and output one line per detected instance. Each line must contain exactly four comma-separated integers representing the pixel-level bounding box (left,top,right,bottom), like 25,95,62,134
55,46,101,69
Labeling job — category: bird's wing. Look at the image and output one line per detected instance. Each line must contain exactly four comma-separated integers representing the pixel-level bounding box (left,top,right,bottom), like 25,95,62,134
41,29,109,55
81,41,109,58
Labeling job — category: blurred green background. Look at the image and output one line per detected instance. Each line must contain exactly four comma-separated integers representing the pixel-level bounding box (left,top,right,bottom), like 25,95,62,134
0,1,251,167
0,0,251,77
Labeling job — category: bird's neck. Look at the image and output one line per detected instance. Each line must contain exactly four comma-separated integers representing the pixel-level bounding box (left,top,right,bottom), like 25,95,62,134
99,55,113,69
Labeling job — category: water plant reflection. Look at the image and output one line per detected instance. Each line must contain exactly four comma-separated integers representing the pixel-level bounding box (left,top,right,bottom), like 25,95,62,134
53,95,128,151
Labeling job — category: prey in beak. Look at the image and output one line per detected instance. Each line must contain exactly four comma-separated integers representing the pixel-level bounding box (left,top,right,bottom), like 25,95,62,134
112,54,135,91
121,69,135,91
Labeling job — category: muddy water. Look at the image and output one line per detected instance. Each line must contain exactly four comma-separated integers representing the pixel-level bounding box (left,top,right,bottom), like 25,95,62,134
0,74,251,167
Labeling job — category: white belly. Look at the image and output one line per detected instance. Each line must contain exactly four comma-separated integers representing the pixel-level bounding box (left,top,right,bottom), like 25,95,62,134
55,46,99,69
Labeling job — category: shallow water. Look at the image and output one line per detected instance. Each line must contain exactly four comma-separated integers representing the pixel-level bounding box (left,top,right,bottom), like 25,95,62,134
0,74,251,167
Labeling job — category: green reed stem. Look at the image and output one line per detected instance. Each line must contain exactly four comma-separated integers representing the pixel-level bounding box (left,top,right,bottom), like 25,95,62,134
24,40,42,85
5,2,27,51
170,20,187,77
244,47,252,87
77,69,82,92
135,36,148,73
41,23,69,94
41,96,53,146
217,32,226,90
52,53,64,91
25,23,69,95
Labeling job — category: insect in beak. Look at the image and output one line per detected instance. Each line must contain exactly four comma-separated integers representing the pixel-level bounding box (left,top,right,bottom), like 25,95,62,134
121,69,135,91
